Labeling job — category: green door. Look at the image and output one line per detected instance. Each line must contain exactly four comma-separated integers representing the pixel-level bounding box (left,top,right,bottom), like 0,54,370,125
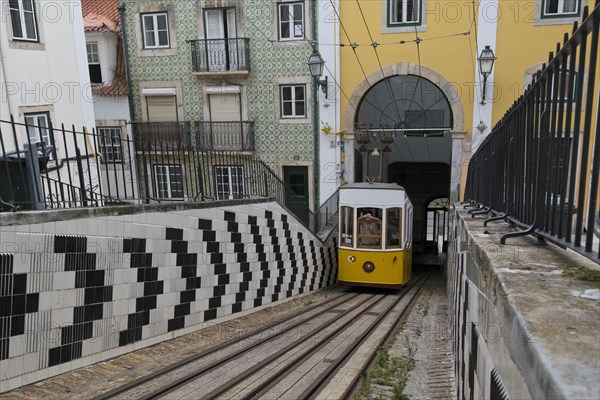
283,166,309,225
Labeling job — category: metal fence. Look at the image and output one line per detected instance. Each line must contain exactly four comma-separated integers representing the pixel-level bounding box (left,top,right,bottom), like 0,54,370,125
0,117,336,235
133,121,255,152
189,38,250,73
464,2,600,263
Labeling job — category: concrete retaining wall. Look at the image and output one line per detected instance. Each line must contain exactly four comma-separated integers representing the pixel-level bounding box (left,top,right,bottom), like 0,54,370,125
0,199,336,392
448,206,599,400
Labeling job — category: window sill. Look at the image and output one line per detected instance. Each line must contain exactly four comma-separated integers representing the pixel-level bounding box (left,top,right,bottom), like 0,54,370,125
137,47,177,57
381,24,427,34
279,117,310,124
8,40,45,51
534,14,581,25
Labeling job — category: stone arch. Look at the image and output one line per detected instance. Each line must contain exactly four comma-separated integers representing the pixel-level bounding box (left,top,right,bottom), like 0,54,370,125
343,62,466,201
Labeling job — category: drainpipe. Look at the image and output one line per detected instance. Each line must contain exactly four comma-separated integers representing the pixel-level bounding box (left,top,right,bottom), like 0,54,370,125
119,2,150,203
118,3,136,121
310,0,319,212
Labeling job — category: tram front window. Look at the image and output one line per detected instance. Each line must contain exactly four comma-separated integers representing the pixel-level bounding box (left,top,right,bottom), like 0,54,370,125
386,208,402,249
357,208,383,249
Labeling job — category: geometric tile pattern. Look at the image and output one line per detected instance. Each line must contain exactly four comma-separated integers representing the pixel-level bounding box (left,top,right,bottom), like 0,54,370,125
123,0,315,170
0,202,336,392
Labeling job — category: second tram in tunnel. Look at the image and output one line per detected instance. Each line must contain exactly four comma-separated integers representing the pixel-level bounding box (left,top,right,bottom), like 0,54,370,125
337,182,413,289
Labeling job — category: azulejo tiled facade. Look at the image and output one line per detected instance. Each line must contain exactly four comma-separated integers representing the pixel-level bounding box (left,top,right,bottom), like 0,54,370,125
122,0,317,172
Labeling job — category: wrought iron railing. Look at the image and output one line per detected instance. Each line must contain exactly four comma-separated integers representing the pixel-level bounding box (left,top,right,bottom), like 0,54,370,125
0,116,335,238
134,122,192,148
133,121,255,152
189,38,250,73
464,1,600,263
195,121,255,151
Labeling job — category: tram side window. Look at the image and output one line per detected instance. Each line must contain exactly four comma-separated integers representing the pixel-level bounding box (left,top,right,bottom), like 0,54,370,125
357,208,383,249
386,208,402,249
340,206,354,247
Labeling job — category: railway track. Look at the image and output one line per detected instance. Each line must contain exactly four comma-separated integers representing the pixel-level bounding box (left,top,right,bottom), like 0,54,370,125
100,275,428,399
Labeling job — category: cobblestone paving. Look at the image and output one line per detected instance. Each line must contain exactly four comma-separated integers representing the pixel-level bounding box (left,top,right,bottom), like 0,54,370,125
388,272,456,400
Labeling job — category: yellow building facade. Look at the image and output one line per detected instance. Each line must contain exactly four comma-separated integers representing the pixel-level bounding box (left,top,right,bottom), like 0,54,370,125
326,0,596,197
313,0,598,257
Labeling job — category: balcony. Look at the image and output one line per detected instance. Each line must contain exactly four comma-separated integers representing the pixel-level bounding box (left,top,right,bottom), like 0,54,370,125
133,121,255,152
134,122,192,150
195,121,255,151
190,38,250,75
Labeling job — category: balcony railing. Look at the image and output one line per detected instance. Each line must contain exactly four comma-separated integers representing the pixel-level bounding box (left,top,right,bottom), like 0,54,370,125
190,38,250,73
132,121,255,152
195,121,255,151
134,122,192,149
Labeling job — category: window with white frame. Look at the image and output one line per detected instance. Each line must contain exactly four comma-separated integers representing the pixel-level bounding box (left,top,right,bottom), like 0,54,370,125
142,12,170,49
8,0,38,41
388,0,421,26
24,112,53,159
24,112,52,145
153,164,184,199
278,2,304,40
86,42,103,84
98,127,123,163
280,85,306,118
542,0,580,18
214,165,244,200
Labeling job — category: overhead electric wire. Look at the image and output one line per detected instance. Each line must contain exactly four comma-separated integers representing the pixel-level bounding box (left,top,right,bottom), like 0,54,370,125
266,31,469,47
412,24,433,163
324,0,400,124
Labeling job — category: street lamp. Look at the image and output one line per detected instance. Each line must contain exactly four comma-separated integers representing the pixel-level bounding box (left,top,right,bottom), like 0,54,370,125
477,45,496,104
307,49,328,99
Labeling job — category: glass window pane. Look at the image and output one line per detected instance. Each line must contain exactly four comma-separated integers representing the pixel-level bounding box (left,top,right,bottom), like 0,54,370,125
546,0,558,13
144,15,154,30
283,102,292,116
564,0,577,12
280,5,289,21
22,0,34,12
157,14,167,30
293,4,303,20
340,207,354,247
295,101,305,116
10,9,23,38
282,86,292,100
295,86,304,100
357,208,383,249
158,31,168,46
145,31,155,47
386,208,402,248
280,22,290,39
24,12,36,39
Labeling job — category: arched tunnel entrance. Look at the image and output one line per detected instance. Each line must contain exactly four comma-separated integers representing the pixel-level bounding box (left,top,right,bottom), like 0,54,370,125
352,73,455,265
388,163,449,259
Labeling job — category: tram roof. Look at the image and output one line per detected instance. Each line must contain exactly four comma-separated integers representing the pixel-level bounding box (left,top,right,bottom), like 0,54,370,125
339,182,406,191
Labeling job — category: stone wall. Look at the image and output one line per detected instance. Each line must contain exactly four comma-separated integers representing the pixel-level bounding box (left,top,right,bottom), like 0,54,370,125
0,199,336,392
448,206,599,400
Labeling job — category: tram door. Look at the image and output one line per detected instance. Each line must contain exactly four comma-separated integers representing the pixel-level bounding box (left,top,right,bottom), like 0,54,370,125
284,166,309,225
425,208,449,254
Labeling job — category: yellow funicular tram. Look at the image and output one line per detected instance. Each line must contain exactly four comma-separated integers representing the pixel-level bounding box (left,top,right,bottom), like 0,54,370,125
338,182,413,289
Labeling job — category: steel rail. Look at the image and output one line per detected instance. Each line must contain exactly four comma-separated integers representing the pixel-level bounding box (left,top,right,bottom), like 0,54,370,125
239,275,428,400
98,290,355,399
332,274,429,399
141,293,381,400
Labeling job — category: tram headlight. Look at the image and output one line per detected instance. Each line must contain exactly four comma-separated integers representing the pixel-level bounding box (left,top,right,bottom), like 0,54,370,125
348,255,356,263
363,261,375,273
